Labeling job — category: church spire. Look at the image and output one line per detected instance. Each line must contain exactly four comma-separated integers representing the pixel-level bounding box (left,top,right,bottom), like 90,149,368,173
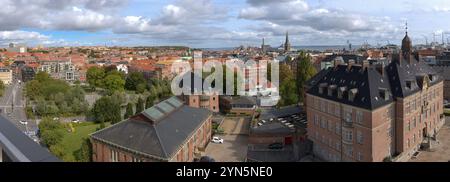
284,31,291,53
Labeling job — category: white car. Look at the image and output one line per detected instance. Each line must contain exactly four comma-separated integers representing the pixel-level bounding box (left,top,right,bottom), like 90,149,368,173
212,137,224,144
19,120,28,125
72,119,80,123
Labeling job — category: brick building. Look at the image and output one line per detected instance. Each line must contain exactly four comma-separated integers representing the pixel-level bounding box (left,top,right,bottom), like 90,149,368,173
90,97,212,162
305,32,445,162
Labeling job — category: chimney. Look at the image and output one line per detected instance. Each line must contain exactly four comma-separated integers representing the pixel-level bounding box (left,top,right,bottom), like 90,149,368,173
347,59,355,71
376,63,385,76
361,60,370,72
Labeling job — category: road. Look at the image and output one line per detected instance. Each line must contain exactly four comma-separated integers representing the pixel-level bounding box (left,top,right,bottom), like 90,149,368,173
0,80,36,134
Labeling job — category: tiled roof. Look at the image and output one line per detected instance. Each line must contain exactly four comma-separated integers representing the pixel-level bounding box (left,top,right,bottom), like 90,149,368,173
91,97,212,160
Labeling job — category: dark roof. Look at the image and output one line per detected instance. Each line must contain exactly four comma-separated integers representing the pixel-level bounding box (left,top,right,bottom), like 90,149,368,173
307,64,393,110
386,56,441,98
321,54,364,63
260,106,301,120
251,122,294,135
91,97,212,160
222,96,257,106
307,54,442,110
0,116,60,162
247,146,296,162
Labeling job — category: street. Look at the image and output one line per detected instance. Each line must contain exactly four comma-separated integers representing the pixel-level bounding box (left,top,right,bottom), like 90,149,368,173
0,80,35,133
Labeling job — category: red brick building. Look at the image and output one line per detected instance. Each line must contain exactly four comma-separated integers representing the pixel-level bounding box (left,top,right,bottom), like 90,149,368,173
90,97,212,162
305,33,445,162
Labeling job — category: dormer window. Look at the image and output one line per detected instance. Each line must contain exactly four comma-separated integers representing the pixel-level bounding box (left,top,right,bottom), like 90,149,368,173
328,85,337,96
406,80,415,89
338,87,347,99
348,88,358,102
319,83,328,94
429,74,435,82
379,88,389,101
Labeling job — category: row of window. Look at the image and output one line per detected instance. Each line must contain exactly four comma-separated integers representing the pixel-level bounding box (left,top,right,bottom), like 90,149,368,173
110,149,142,162
316,144,364,162
313,114,341,136
405,90,440,115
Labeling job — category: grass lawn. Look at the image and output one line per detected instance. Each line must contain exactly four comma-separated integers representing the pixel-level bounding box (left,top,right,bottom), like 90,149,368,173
57,122,109,162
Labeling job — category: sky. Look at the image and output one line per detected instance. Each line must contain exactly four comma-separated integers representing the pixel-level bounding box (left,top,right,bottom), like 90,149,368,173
1,0,450,48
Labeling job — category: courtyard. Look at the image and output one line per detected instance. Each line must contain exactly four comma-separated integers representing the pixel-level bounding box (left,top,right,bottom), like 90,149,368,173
409,117,450,162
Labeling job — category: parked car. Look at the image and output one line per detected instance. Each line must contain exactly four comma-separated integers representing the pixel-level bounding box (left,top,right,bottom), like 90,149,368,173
71,119,80,123
19,120,28,125
212,136,224,144
268,143,283,150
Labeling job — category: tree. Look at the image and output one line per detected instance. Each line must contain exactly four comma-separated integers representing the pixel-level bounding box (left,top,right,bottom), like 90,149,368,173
296,51,317,103
0,81,4,96
39,117,64,147
74,138,92,162
135,97,144,114
145,96,154,109
91,96,122,124
125,72,147,92
103,74,125,94
278,64,299,107
124,103,134,119
86,67,105,89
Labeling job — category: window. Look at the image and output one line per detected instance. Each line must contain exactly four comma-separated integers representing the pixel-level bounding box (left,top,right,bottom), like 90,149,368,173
357,152,363,161
412,99,416,110
335,123,341,135
344,145,353,157
357,131,363,144
132,157,142,162
183,145,189,161
344,107,352,123
407,139,410,148
328,104,333,114
329,138,333,147
321,117,327,129
314,98,319,109
110,149,119,162
405,102,410,114
322,135,326,144
412,117,416,128
335,104,340,116
413,134,416,143
335,142,341,151
328,120,333,132
314,114,319,126
343,129,353,142
356,111,363,124
388,126,393,137
407,121,411,131
315,132,319,140
320,100,326,112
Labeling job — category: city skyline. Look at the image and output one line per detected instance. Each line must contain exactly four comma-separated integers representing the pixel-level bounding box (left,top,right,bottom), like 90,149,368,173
2,0,450,48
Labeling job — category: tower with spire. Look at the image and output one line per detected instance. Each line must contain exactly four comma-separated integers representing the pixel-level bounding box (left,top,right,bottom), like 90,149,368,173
261,38,266,53
284,31,291,53
401,21,413,63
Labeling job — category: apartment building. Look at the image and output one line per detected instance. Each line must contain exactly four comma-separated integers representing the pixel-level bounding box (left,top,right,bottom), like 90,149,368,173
90,97,212,162
0,68,12,85
305,33,445,162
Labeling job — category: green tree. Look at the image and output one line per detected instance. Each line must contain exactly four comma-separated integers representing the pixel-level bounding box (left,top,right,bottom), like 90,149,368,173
91,96,122,124
0,81,4,96
86,67,105,89
278,64,299,107
296,51,317,103
124,103,134,119
74,138,92,162
135,97,144,114
49,145,65,159
145,96,154,109
39,117,64,147
103,74,125,94
125,72,147,92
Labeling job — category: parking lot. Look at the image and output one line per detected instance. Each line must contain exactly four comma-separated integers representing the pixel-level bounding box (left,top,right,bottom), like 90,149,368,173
409,117,450,162
204,117,250,162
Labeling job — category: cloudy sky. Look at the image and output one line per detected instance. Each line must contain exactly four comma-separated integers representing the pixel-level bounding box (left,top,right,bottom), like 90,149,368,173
1,0,450,48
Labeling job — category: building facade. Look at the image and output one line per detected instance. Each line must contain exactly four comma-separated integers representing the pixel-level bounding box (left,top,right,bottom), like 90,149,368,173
305,33,445,162
0,68,12,85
